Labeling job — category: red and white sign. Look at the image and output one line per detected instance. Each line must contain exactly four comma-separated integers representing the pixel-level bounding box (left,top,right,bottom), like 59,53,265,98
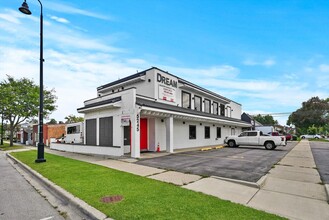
158,84,176,103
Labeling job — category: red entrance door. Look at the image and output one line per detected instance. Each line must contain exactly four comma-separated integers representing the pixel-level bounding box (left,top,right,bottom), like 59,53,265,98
140,118,148,151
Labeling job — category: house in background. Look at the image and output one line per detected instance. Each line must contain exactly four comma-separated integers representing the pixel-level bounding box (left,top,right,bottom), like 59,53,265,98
17,123,33,145
51,67,251,158
241,112,263,130
33,124,66,146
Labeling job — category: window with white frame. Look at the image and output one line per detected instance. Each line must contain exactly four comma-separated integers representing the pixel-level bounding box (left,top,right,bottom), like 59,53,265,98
194,95,202,111
204,99,211,113
213,102,218,115
182,91,191,109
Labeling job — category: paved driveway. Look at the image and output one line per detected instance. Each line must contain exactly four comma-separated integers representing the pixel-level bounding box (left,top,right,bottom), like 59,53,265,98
136,142,297,182
310,141,329,184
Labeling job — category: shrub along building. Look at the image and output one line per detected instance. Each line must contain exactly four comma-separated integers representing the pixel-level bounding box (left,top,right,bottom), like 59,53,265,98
72,67,251,158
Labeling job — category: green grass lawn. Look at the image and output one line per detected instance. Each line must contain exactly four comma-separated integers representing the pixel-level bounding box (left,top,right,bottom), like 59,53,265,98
0,142,25,151
11,151,285,220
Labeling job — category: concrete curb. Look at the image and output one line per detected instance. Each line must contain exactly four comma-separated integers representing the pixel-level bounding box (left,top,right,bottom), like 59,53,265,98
211,175,268,189
6,153,112,220
325,184,329,204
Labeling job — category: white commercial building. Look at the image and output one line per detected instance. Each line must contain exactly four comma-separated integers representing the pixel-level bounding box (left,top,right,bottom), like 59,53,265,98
74,67,251,158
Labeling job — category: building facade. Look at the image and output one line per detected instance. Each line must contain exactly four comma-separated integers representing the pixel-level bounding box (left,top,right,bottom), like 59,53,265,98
33,124,66,146
75,67,251,158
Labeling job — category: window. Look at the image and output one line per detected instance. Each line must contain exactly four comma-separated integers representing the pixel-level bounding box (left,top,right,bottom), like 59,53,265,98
189,125,196,139
238,132,247,137
248,132,258,136
220,104,225,116
213,102,218,115
216,127,221,138
194,95,202,111
67,125,80,134
204,99,211,113
226,106,232,117
205,126,210,139
182,91,191,109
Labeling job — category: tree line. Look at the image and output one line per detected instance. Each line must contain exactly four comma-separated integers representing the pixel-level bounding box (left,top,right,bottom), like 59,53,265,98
0,76,83,146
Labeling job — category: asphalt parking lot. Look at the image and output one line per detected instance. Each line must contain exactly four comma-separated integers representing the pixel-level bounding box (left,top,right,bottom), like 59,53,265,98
136,142,297,182
310,141,329,184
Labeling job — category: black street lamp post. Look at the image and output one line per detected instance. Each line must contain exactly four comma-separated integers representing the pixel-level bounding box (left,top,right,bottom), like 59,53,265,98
1,112,4,145
19,0,46,163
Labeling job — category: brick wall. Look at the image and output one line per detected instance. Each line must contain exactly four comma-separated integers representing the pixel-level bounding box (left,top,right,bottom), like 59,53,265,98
32,124,66,146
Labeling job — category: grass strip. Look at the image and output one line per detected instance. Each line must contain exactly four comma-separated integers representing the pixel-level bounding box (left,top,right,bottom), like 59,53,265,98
11,150,285,220
0,142,25,151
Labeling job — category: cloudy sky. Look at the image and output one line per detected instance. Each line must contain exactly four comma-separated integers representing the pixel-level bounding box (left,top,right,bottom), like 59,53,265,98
1,0,329,125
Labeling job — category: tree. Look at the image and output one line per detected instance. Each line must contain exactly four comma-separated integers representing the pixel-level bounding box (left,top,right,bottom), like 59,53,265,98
64,114,84,124
0,76,57,146
288,96,329,133
47,118,57,124
253,114,278,125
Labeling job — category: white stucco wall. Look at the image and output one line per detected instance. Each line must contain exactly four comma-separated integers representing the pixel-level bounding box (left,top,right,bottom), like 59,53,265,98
50,143,124,156
173,119,227,149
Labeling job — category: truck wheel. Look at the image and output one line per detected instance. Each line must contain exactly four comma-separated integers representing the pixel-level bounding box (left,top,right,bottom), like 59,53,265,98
228,140,236,147
301,136,305,139
265,141,275,150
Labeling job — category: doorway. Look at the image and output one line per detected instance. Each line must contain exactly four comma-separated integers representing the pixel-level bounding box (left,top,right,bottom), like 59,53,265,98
140,118,148,151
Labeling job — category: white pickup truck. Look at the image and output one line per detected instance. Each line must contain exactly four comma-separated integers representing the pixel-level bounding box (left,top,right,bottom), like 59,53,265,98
224,130,286,150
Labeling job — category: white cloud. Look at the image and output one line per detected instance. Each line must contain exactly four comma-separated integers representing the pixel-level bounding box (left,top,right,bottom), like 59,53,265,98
243,58,276,67
44,2,112,20
49,15,70,24
0,12,21,24
319,64,329,72
168,65,240,78
283,73,298,80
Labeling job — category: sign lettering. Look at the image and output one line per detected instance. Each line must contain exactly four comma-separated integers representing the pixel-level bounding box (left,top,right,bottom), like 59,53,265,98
157,73,177,88
136,114,139,132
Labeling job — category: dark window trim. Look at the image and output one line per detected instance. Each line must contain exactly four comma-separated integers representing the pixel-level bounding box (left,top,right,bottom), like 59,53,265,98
213,101,218,115
182,91,191,109
216,127,221,138
194,95,202,111
220,104,225,116
204,98,211,113
189,125,196,139
205,126,210,139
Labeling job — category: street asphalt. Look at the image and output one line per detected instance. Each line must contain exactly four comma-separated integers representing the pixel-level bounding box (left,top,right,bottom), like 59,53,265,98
310,141,329,184
136,141,297,182
0,151,64,220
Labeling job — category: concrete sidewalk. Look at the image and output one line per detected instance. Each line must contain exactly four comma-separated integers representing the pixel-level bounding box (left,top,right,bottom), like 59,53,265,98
185,141,329,219
26,142,329,219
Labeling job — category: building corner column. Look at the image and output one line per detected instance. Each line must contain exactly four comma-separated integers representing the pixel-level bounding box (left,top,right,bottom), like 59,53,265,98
166,116,174,153
131,109,141,158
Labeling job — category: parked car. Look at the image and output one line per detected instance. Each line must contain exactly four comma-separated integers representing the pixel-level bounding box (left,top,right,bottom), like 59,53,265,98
300,134,321,139
224,130,286,150
285,133,292,141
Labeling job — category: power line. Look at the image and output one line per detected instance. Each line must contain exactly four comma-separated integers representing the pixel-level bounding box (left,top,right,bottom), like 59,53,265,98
251,112,292,117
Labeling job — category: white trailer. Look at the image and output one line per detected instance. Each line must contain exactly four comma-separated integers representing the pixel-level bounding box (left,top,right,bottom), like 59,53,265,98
63,122,84,144
255,126,274,135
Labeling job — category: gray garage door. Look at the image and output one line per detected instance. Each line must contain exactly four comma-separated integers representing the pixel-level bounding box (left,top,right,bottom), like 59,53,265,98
99,117,113,146
86,119,96,145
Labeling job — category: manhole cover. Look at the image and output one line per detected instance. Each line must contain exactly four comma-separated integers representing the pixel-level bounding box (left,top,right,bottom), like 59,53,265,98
100,195,124,204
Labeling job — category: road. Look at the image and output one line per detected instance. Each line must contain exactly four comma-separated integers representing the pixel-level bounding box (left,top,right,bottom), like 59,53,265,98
136,142,297,182
310,141,329,184
0,151,64,220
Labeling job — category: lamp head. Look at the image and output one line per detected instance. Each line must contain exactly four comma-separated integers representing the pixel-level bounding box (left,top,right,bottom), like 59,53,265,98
19,1,32,15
